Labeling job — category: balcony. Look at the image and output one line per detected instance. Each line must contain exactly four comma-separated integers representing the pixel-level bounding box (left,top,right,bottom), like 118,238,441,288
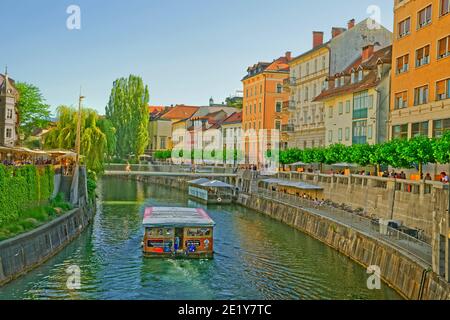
352,136,367,145
282,124,295,133
353,108,368,120
288,100,297,111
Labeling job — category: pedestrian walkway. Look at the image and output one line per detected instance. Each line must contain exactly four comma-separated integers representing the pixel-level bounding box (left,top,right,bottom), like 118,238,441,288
254,188,432,267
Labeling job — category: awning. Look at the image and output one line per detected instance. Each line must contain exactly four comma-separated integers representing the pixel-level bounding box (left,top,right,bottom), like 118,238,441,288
332,162,358,168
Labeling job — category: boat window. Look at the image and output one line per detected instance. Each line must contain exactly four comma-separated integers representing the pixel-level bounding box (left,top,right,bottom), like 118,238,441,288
186,228,212,237
147,228,173,237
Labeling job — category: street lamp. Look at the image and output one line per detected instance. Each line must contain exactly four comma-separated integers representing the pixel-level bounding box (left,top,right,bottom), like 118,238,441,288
75,92,85,166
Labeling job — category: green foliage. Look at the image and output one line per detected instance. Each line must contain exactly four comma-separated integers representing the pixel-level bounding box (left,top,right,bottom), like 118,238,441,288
106,75,150,160
87,170,97,203
97,118,117,161
154,150,172,160
280,134,450,171
15,82,51,138
433,131,450,165
44,106,111,173
0,165,54,225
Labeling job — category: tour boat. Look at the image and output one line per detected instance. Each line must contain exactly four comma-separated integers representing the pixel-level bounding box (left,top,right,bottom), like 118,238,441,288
188,178,234,204
142,207,215,259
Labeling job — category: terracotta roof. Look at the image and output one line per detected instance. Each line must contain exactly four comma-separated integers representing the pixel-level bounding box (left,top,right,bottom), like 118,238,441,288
243,55,290,80
161,105,199,120
222,112,242,124
314,46,392,102
148,105,165,113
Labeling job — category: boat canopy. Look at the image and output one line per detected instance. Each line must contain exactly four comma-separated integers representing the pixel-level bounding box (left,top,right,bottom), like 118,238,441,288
142,207,215,228
188,178,211,185
200,180,234,188
261,178,323,190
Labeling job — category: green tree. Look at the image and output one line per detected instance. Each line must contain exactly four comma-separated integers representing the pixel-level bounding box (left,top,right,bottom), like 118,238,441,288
105,75,150,160
225,96,243,109
348,144,373,166
44,106,109,173
324,144,349,165
97,118,117,161
433,131,450,164
15,82,51,138
401,136,435,177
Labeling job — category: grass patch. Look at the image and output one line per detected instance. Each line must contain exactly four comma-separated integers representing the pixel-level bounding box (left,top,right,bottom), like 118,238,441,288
0,193,73,241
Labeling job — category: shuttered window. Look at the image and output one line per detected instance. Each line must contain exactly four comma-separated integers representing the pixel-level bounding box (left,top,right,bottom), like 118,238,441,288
438,36,450,59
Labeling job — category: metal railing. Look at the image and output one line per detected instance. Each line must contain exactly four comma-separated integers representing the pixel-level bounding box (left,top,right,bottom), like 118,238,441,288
254,187,432,266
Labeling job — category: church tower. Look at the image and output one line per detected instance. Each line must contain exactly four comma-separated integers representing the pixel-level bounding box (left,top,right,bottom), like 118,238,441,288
0,67,20,147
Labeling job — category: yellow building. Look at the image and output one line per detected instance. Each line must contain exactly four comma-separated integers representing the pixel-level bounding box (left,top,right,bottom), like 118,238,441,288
390,0,450,139
315,45,392,146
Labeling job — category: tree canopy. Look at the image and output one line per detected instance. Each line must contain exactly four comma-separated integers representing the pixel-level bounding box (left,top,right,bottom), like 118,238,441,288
105,75,150,159
15,82,51,138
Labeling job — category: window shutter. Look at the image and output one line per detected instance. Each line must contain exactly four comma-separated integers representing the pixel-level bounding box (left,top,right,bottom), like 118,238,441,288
437,80,446,95
417,48,424,60
439,38,447,56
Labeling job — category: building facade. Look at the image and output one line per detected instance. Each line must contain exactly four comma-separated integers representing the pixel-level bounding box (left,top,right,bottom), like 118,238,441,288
315,45,392,147
390,0,450,139
285,32,330,149
285,19,392,149
0,71,19,147
148,107,172,152
242,52,291,163
221,112,243,165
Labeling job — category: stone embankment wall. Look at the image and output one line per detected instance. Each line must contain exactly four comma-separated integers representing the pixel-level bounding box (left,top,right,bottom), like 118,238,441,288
0,205,94,286
236,193,450,300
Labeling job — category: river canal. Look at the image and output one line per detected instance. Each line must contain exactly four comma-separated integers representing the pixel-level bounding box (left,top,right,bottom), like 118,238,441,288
0,177,401,300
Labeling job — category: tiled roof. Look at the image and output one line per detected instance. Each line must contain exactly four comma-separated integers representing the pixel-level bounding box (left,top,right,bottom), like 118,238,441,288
243,55,290,80
161,105,199,120
314,46,392,102
222,112,242,124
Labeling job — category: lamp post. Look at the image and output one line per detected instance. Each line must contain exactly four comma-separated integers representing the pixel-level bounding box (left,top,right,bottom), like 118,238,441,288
75,91,85,166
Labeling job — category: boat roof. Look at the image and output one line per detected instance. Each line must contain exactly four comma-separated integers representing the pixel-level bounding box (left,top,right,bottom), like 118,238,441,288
261,178,323,190
188,178,234,188
143,207,215,228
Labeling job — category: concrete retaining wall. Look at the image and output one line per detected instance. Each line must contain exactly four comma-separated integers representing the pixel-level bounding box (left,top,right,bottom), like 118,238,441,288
0,205,95,287
236,193,450,300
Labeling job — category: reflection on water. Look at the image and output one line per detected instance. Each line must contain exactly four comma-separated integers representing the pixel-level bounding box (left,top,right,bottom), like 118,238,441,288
0,177,401,300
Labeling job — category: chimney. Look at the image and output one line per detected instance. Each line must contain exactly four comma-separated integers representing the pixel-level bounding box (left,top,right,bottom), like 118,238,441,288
313,31,324,48
348,19,355,30
362,44,375,61
331,27,346,38
285,51,292,61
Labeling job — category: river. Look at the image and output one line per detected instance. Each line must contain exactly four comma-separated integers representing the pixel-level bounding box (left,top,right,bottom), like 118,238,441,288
0,177,401,300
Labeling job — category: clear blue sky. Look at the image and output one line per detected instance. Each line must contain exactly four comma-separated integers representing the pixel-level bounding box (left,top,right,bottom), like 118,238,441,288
2,0,393,115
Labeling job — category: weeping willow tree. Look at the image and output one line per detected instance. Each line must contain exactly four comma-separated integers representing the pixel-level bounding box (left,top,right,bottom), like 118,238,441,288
44,106,110,173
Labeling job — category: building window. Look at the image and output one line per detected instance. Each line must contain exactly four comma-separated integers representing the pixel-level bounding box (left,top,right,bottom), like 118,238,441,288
249,104,251,114
345,100,351,113
338,128,343,141
328,130,333,143
398,17,411,38
254,104,256,113
351,72,356,84
334,78,339,88
6,109,13,119
275,121,281,130
5,128,12,138
304,87,309,101
313,84,317,98
328,106,333,118
438,35,450,59
340,76,345,86
441,0,450,16
433,118,450,137
160,137,166,149
396,54,409,74
436,79,450,100
276,102,282,113
414,85,429,105
338,102,343,115
322,56,326,70
306,62,310,75
392,124,408,139
394,91,408,109
358,70,363,82
352,120,367,144
276,83,282,93
353,90,372,119
368,125,373,139
412,121,429,137
417,5,432,29
345,127,350,141
416,45,430,67
259,102,262,112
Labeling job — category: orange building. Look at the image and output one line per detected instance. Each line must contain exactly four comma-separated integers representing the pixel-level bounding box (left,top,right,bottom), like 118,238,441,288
390,0,450,139
241,52,291,164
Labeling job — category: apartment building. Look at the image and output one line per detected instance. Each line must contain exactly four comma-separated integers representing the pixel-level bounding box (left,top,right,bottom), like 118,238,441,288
390,0,450,139
315,45,392,146
0,71,19,147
